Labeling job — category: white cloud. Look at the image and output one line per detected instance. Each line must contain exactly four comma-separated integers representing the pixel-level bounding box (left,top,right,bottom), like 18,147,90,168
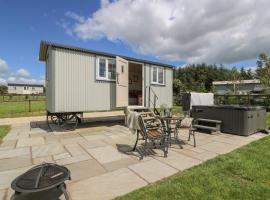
66,0,270,64
16,68,30,78
0,78,7,85
243,66,257,73
65,11,85,23
0,58,44,85
7,68,44,85
0,58,9,77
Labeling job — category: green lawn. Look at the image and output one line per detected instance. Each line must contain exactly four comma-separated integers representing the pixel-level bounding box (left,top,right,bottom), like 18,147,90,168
0,101,45,118
0,95,45,102
116,136,270,200
266,112,270,128
0,125,11,142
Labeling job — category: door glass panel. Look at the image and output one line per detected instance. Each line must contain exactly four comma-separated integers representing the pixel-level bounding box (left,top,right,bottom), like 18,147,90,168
152,67,157,83
158,68,164,84
108,59,116,80
99,58,106,78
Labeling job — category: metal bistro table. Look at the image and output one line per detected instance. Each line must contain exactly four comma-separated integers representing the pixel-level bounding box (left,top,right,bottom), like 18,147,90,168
159,116,183,146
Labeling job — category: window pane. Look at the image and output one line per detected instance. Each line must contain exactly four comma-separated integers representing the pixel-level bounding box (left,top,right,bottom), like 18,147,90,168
108,59,116,80
99,58,106,78
152,67,157,83
158,68,164,84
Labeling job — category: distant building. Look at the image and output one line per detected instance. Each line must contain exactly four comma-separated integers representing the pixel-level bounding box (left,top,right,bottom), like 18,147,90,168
213,79,263,94
7,83,44,94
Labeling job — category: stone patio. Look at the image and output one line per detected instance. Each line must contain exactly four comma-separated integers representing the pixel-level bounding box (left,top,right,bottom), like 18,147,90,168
0,115,267,200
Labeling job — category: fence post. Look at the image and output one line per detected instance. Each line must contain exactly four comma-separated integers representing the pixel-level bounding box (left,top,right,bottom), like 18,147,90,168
28,100,31,112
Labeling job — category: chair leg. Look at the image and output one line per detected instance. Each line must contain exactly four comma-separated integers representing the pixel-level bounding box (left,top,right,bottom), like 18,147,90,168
132,130,139,151
193,130,196,147
140,138,147,160
188,129,191,141
162,137,168,158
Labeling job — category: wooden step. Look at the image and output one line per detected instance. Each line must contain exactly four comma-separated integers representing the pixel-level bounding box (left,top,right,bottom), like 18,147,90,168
142,117,156,121
140,112,153,115
193,124,218,131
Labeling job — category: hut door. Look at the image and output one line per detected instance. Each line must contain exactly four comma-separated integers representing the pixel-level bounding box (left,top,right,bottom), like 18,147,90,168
116,56,129,107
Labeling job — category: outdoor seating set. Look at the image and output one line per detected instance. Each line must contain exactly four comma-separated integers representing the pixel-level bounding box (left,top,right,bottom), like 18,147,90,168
132,110,197,160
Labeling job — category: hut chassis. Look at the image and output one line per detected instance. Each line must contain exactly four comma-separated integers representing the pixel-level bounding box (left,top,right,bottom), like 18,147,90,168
46,111,83,131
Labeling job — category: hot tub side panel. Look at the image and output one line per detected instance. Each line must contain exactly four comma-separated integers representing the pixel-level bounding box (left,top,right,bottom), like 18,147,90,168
191,105,266,136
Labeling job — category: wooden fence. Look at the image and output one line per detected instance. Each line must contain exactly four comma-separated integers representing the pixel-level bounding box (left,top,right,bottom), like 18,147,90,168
0,95,46,117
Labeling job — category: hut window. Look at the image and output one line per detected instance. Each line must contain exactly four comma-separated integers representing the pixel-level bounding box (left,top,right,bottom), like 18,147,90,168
151,66,165,85
96,57,116,81
108,59,116,80
98,58,106,79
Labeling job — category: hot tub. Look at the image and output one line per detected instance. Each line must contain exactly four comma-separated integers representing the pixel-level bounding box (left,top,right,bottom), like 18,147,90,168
191,105,266,136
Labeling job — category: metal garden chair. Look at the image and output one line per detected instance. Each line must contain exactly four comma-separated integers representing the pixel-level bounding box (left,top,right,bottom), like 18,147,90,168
178,117,197,147
135,114,169,160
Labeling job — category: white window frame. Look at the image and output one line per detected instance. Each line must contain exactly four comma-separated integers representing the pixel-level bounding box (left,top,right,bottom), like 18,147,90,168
96,57,116,81
151,66,165,85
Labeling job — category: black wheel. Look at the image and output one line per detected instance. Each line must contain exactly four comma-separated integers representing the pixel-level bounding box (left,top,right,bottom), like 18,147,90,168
47,113,80,131
62,114,79,131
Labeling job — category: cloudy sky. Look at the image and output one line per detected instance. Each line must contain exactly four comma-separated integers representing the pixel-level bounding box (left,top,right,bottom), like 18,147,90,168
1,0,270,84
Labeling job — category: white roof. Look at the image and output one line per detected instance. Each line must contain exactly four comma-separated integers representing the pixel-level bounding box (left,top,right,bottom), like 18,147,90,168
213,79,260,85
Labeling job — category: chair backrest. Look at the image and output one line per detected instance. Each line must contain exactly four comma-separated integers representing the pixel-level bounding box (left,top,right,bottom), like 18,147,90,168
137,115,148,138
180,117,194,128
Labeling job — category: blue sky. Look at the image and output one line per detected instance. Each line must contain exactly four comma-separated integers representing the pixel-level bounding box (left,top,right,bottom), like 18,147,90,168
1,0,268,84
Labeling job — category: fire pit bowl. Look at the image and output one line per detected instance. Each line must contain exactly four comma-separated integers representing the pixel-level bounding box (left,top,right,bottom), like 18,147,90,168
11,163,71,200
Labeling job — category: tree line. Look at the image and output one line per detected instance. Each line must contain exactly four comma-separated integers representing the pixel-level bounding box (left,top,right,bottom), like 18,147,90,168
173,53,270,95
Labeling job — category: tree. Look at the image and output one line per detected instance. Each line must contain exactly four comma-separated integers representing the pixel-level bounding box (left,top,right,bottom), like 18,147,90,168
256,53,270,93
230,67,241,94
173,79,185,94
0,85,7,94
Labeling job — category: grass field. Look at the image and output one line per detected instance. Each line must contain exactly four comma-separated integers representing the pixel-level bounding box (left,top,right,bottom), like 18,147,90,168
0,125,11,142
266,112,270,128
0,101,45,118
0,95,45,102
116,136,270,200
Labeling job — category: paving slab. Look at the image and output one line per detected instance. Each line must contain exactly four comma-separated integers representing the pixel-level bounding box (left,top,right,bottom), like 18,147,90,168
175,148,218,161
0,155,32,172
68,168,147,200
66,160,106,182
56,154,92,166
65,143,87,157
0,140,17,151
60,137,86,145
199,141,239,154
83,134,108,141
155,150,202,171
0,147,29,160
16,137,45,147
33,156,54,165
0,166,33,190
31,144,66,158
0,189,6,200
44,134,60,144
79,140,108,150
212,135,251,147
53,152,71,160
103,157,138,172
129,159,177,183
86,145,128,164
